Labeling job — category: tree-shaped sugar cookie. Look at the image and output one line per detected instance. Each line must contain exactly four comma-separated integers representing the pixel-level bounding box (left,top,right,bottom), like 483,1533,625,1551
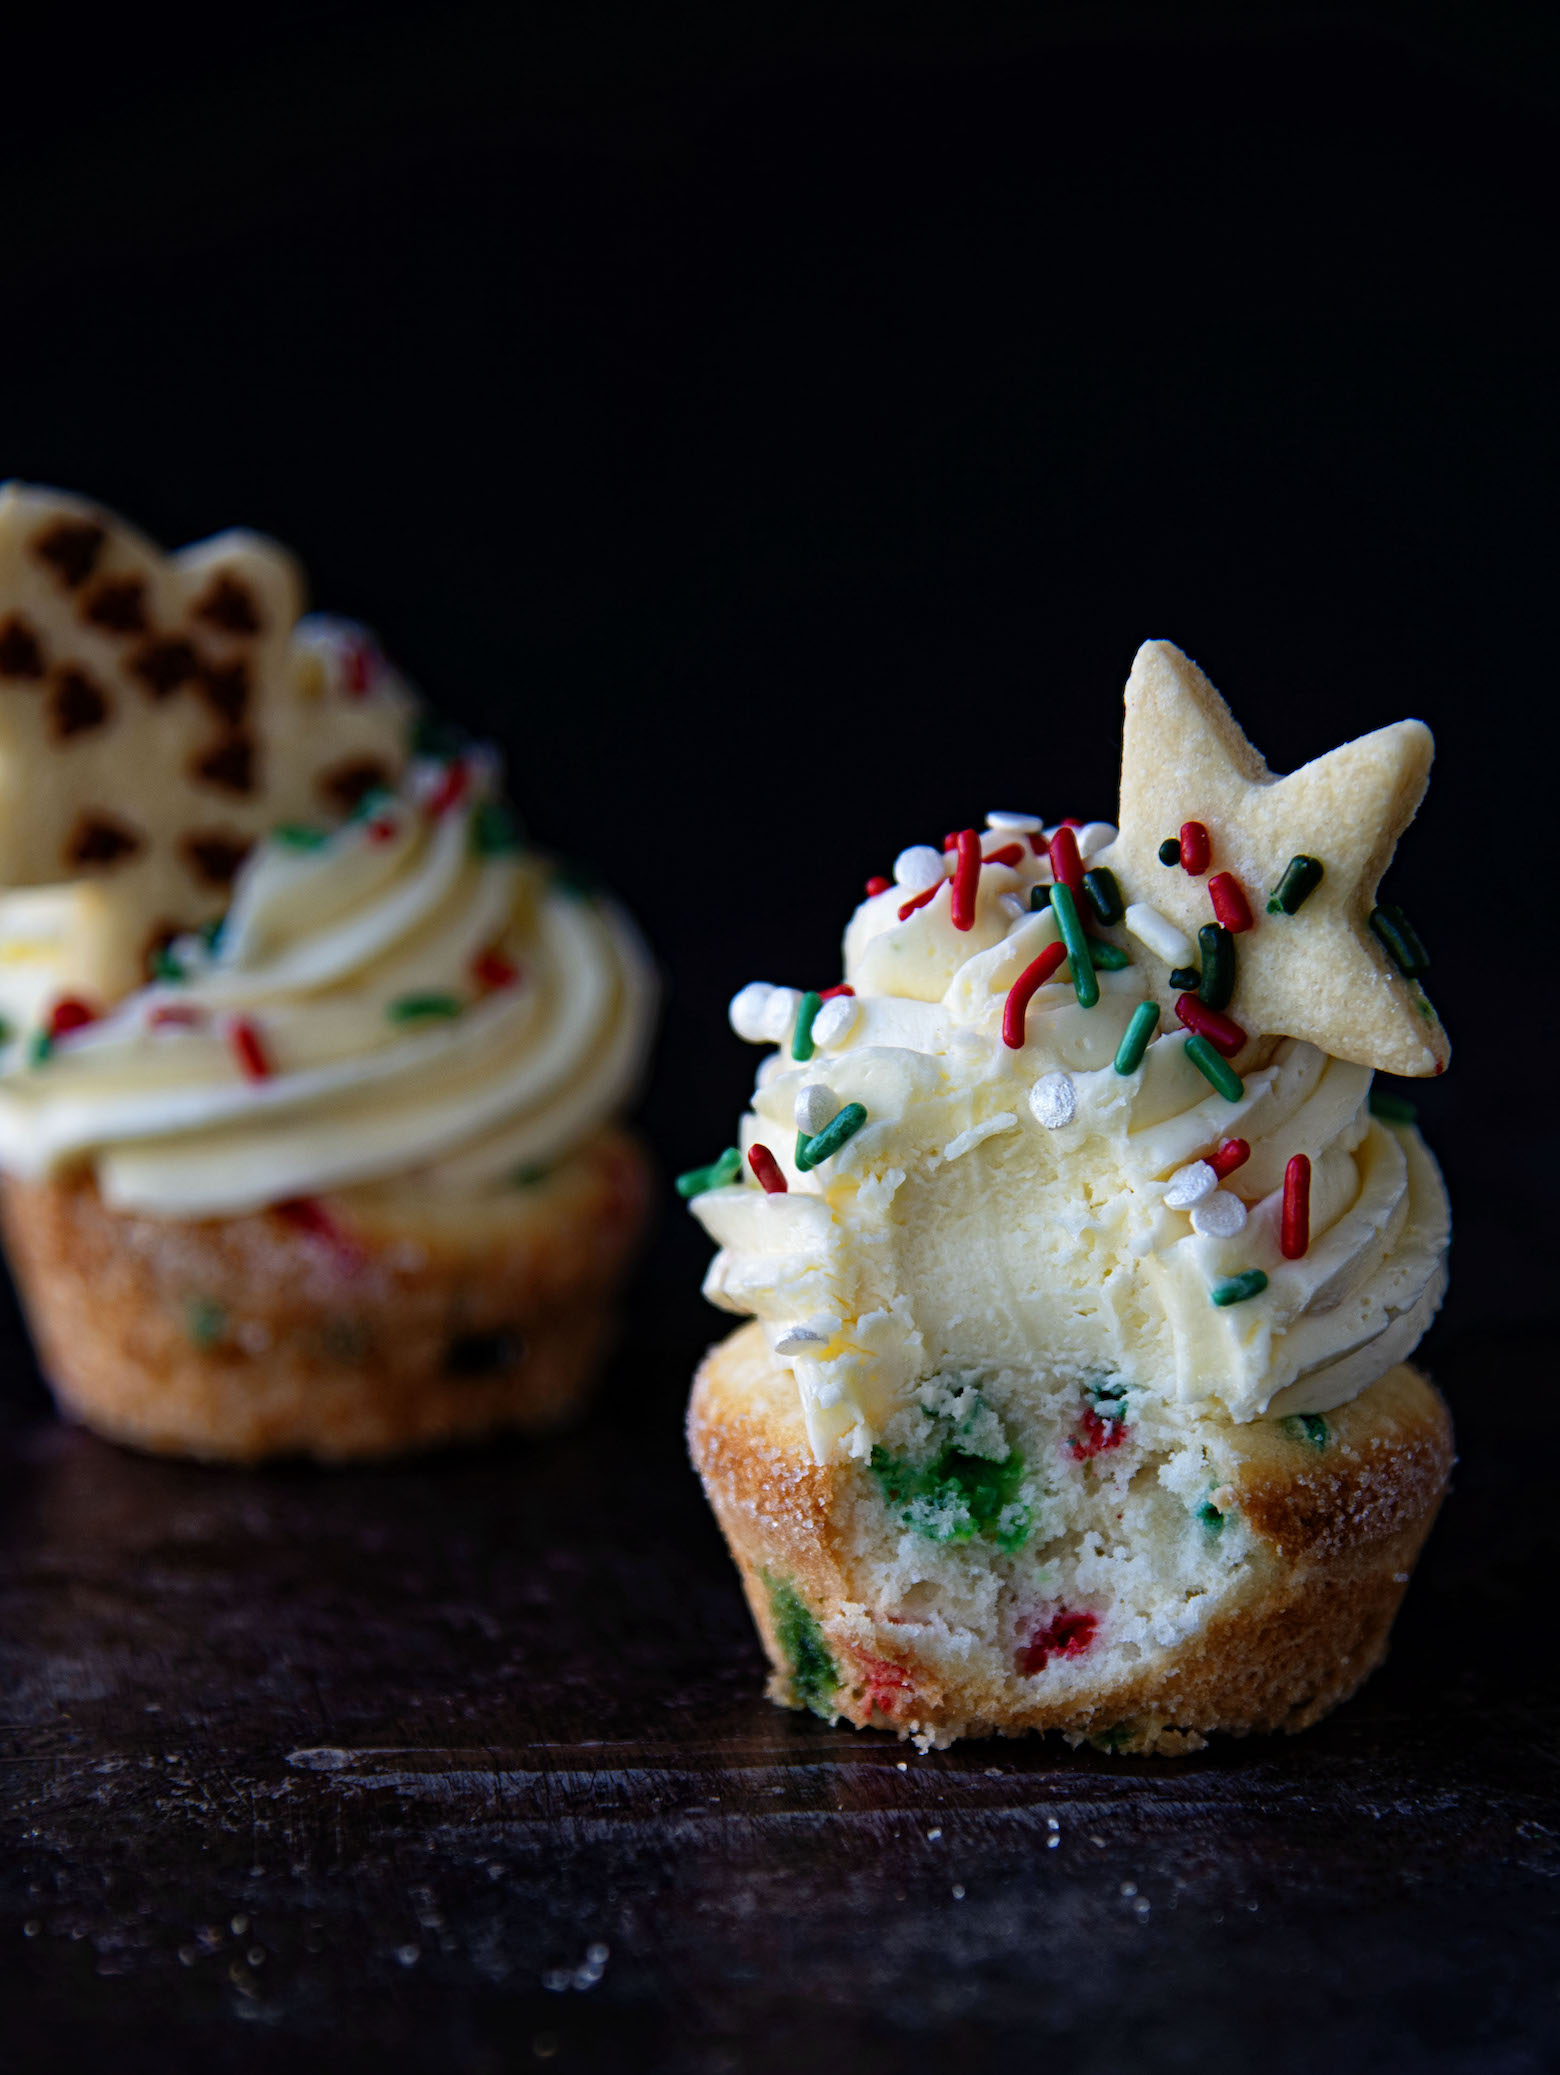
0,483,415,1001
1097,639,1447,1077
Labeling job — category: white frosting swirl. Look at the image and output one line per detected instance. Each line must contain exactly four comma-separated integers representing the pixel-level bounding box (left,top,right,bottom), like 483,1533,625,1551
0,762,656,1216
695,838,1448,1463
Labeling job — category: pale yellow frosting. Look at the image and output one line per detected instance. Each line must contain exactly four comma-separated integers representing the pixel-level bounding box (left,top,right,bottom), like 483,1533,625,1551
695,826,1448,1463
0,759,656,1216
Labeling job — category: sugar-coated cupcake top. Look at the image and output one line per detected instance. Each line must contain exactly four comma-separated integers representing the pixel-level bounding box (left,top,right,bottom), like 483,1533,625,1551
688,641,1450,1464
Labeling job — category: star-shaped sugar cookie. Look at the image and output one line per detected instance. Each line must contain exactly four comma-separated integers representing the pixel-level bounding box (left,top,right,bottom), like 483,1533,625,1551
1097,640,1448,1077
0,483,415,1001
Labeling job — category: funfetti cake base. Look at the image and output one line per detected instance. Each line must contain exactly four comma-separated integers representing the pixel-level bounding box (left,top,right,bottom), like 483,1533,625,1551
684,641,1453,1752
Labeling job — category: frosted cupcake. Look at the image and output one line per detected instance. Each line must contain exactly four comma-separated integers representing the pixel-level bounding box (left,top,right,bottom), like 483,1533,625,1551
0,486,655,1460
686,641,1451,1752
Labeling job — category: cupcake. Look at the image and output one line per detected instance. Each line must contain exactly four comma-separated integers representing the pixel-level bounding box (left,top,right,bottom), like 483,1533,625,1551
0,485,656,1460
686,640,1452,1753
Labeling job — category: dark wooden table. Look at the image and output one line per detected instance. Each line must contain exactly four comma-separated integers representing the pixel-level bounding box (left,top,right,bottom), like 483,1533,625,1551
4,1283,1556,2074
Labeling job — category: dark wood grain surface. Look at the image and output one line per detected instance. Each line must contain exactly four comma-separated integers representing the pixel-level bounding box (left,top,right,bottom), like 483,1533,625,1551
3,1288,1556,2074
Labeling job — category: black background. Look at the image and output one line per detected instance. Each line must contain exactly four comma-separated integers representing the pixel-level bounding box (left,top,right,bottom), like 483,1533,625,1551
3,8,1557,2070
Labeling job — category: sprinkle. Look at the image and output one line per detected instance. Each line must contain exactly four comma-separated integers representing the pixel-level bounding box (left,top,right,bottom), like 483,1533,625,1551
1028,831,1047,856
757,987,802,1042
950,829,981,931
864,876,892,897
1196,1499,1225,1534
1113,999,1160,1075
729,983,776,1042
897,880,943,922
27,1031,51,1066
748,1145,788,1194
151,945,186,983
1001,942,1068,1048
982,842,1025,868
425,760,469,816
1368,1089,1418,1125
350,784,397,823
551,860,599,900
1369,904,1430,978
1169,965,1200,991
775,1326,825,1352
1191,1190,1247,1238
675,1147,743,1199
512,1163,549,1186
796,1102,868,1169
1174,994,1247,1057
1267,854,1324,915
276,1196,365,1270
1179,821,1211,874
1074,821,1118,859
1049,885,1098,1008
471,948,519,991
185,1296,227,1350
1281,1154,1311,1259
149,1005,205,1030
893,845,947,890
818,983,855,1000
1082,867,1124,926
1070,1407,1126,1460
792,991,823,1061
472,800,522,855
1196,923,1235,1010
794,1084,836,1135
812,995,859,1048
272,823,329,850
366,816,399,844
1164,1160,1217,1209
199,915,226,951
985,811,1042,832
942,832,960,852
340,635,378,696
1046,825,1086,917
1208,1137,1250,1178
228,1018,272,1080
1184,1033,1243,1100
48,997,97,1040
411,713,468,760
1088,939,1129,970
1158,838,1182,867
1208,871,1254,933
1285,1412,1330,1449
1211,1269,1268,1307
388,992,463,1022
1018,1608,1097,1676
1124,903,1194,967
1028,1072,1076,1129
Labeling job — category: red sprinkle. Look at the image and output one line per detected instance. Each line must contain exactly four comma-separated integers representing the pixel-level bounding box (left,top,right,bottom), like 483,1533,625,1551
149,1005,205,1030
48,997,98,1039
1174,994,1248,1057
426,760,469,816
1047,823,1086,912
818,983,855,1001
942,832,960,853
1282,1153,1312,1260
747,1145,788,1195
982,842,1024,868
856,1650,914,1716
1018,1608,1098,1677
471,947,519,991
1028,830,1048,856
1208,870,1254,933
898,879,944,922
1070,1407,1127,1460
949,828,981,931
1179,821,1211,875
864,876,891,897
275,1196,366,1271
365,815,399,844
341,637,377,696
229,1018,271,1082
1209,1137,1250,1178
1001,942,1068,1048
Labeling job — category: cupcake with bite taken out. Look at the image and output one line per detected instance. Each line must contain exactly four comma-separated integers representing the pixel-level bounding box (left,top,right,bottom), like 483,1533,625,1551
0,485,655,1460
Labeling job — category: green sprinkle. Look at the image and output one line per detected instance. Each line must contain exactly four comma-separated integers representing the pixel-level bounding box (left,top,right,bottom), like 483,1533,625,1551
1369,1089,1419,1125
871,1438,1030,1552
1049,884,1098,1008
185,1296,227,1350
511,1163,550,1187
1285,1412,1331,1449
1169,965,1200,991
675,1146,742,1199
28,1031,52,1066
1158,838,1182,866
272,822,329,850
792,990,823,1062
1184,1033,1243,1100
1197,923,1234,1010
387,992,463,1022
1114,999,1160,1075
1082,866,1124,927
349,785,396,823
1370,904,1430,979
151,946,186,984
412,713,469,760
1211,1270,1268,1307
796,1102,867,1171
552,860,599,900
1029,884,1047,911
1196,1499,1226,1535
1267,854,1324,916
199,915,226,952
472,800,522,856
765,1574,837,1716
1089,939,1129,971
0,1016,11,1047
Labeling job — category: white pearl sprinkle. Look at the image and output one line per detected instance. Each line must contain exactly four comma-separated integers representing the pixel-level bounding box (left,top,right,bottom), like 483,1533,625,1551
812,995,858,1048
1074,820,1118,859
985,811,1043,832
893,844,947,890
1164,1159,1218,1209
1028,1072,1077,1129
775,1326,826,1353
757,986,802,1043
794,1084,836,1135
1191,1189,1248,1238
999,892,1028,921
729,982,776,1043
1123,902,1195,968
